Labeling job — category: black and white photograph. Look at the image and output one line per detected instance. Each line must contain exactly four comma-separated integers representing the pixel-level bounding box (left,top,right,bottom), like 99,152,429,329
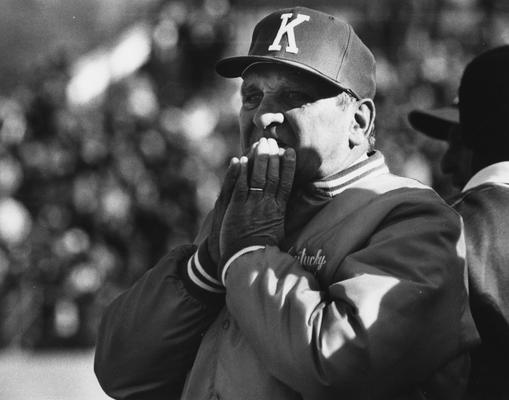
0,1,508,399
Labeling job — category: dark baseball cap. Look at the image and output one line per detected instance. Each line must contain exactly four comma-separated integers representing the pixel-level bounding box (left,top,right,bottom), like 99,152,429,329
407,101,458,141
216,7,376,100
459,45,509,144
409,45,509,142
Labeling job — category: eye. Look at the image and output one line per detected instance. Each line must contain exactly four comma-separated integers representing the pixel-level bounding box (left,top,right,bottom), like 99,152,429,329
283,90,314,106
241,91,262,109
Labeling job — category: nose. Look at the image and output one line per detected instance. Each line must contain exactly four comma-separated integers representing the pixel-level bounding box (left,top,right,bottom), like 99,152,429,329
255,112,285,131
252,97,285,137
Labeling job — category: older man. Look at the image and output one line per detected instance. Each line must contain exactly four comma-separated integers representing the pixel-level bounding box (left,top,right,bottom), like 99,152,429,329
409,45,509,400
95,7,478,400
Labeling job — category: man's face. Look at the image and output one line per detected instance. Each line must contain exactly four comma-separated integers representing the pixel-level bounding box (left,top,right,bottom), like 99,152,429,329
441,124,473,189
238,63,364,185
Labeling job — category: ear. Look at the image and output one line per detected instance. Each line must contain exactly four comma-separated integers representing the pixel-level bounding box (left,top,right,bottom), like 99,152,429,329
349,98,375,147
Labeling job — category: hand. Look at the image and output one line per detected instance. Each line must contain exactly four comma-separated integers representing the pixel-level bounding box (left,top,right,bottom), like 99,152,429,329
204,158,241,265
219,138,296,263
183,160,240,299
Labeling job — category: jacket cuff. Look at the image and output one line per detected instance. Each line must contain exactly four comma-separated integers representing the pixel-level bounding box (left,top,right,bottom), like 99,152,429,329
180,244,225,306
221,245,266,285
196,240,221,285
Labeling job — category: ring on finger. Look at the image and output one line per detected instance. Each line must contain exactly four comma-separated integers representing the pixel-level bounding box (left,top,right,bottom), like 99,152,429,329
248,187,263,192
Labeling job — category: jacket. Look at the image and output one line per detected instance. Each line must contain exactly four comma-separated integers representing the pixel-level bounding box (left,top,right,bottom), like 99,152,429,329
94,152,479,400
451,162,509,399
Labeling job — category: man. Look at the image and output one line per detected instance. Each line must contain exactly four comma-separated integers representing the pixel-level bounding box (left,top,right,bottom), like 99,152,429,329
95,7,478,400
409,45,509,399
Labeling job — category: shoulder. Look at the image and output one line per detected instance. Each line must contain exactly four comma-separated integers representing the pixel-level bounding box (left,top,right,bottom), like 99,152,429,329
451,184,509,234
306,172,460,240
362,175,463,239
324,171,461,225
453,182,509,205
452,183,509,215
365,173,455,214
326,172,461,234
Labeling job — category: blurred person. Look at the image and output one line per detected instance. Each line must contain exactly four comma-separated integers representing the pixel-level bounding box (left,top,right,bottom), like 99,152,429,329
409,45,509,400
95,7,478,400
409,101,473,193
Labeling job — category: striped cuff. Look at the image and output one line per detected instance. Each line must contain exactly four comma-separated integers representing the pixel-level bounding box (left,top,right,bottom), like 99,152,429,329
180,243,225,306
187,249,224,293
221,246,265,285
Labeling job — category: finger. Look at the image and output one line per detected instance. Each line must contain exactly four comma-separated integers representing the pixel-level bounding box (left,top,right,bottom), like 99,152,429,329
265,139,280,196
223,157,241,194
267,138,279,155
277,148,296,205
216,157,240,209
248,141,259,157
232,156,249,201
208,157,240,259
213,157,240,222
246,141,258,183
250,137,269,189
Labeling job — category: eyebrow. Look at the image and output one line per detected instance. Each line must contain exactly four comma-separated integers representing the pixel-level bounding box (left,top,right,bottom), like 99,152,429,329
240,79,312,96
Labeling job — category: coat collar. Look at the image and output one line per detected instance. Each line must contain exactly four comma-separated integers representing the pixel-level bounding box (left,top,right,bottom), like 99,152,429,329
462,161,509,192
309,151,390,198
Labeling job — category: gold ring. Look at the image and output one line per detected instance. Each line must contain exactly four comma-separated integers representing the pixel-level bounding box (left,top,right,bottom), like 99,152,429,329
248,187,263,191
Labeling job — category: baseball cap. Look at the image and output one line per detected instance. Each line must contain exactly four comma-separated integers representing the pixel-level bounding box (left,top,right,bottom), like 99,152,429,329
409,45,509,142
459,45,509,145
216,7,376,100
407,101,459,141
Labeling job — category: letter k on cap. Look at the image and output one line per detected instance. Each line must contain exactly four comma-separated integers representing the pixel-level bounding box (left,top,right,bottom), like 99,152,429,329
268,13,310,54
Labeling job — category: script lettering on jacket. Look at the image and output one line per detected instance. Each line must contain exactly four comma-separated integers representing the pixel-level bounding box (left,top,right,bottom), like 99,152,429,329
288,247,327,275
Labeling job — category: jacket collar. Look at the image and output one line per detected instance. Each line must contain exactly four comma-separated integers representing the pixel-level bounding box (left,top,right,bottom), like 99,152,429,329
310,150,390,198
282,150,390,247
462,161,509,192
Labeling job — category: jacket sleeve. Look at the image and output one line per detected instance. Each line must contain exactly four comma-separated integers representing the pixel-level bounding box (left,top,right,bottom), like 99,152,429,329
94,215,221,400
224,200,474,399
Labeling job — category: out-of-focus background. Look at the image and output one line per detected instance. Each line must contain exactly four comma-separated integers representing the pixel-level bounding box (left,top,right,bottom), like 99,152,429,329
0,0,508,398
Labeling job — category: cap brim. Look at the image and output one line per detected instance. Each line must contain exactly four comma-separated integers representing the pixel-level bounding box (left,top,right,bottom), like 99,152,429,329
408,106,459,140
216,55,360,98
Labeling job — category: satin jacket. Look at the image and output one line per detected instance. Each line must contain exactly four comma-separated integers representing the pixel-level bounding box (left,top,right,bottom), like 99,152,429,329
95,153,479,400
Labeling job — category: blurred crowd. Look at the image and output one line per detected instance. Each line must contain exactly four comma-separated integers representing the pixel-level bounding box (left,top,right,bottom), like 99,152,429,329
0,0,507,349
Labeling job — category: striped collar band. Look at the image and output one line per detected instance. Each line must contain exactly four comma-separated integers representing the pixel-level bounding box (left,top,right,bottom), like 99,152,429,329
311,151,390,197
